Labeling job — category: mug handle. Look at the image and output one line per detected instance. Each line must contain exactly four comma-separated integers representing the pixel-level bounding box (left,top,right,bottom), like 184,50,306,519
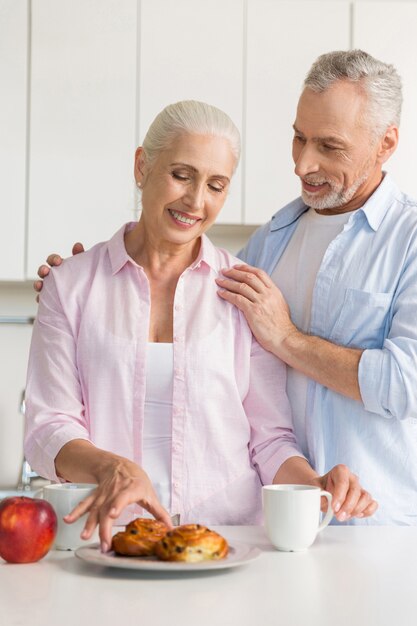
318,490,333,531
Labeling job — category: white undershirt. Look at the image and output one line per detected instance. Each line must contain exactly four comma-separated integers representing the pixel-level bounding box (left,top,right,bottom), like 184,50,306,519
271,208,351,454
142,342,173,512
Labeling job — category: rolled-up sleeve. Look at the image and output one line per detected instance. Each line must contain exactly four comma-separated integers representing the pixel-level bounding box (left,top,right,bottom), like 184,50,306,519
244,338,305,485
24,270,91,481
358,242,417,421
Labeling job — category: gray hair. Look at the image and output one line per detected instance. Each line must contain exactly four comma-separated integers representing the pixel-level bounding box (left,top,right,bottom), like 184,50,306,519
304,50,402,138
142,100,241,171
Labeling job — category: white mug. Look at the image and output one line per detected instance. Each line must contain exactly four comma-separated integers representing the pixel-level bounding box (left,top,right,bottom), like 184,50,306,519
262,484,333,551
35,483,98,550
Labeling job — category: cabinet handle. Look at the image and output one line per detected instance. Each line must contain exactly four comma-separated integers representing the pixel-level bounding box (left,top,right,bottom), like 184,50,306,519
0,316,35,325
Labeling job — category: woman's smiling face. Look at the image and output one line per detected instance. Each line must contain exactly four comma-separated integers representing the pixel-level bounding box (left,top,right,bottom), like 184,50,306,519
135,133,236,246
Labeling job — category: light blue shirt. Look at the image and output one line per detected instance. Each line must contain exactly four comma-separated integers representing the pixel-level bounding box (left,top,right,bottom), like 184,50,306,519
239,174,417,525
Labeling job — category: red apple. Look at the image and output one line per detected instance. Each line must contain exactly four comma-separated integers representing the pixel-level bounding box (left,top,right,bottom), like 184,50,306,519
0,496,57,563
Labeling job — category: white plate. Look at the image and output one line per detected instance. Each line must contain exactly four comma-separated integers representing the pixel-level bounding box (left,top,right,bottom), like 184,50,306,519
75,541,260,572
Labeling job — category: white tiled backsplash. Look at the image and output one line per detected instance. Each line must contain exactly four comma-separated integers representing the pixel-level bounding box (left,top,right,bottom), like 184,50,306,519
0,225,258,489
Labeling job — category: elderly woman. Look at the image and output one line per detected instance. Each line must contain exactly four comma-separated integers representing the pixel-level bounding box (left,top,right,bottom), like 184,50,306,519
26,101,376,553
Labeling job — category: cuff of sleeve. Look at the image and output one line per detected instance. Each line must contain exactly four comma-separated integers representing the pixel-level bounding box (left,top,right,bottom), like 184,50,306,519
26,428,92,483
260,446,306,486
358,349,390,418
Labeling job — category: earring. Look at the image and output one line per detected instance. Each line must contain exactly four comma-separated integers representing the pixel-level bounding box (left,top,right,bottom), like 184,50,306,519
136,181,142,189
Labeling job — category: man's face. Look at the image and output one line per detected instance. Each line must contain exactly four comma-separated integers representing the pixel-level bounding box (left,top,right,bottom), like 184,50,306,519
292,81,383,213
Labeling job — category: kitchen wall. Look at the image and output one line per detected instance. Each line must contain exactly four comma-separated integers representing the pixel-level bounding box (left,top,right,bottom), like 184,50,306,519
2,0,417,488
0,286,36,487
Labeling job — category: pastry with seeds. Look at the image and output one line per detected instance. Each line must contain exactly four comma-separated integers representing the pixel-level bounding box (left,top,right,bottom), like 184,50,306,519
112,518,168,556
154,524,228,562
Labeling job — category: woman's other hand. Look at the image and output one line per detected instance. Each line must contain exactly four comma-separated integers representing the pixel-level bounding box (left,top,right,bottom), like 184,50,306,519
33,243,85,299
310,464,378,521
274,457,377,522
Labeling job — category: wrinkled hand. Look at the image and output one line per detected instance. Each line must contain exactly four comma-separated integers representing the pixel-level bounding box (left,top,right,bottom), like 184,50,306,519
63,457,172,552
309,464,378,522
33,242,85,300
216,264,297,354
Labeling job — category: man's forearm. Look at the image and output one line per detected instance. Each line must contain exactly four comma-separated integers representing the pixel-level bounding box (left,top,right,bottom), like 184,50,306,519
275,329,363,401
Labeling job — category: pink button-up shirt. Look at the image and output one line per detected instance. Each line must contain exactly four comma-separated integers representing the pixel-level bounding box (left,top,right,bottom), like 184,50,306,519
25,224,303,524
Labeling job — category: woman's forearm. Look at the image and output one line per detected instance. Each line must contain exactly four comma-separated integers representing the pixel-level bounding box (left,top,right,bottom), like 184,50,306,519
273,456,319,485
54,439,122,483
55,439,173,550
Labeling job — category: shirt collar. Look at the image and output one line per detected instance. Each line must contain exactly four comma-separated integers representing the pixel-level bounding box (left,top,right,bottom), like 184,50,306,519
269,172,399,233
107,222,136,275
107,223,219,275
355,173,399,231
189,233,219,272
270,197,309,232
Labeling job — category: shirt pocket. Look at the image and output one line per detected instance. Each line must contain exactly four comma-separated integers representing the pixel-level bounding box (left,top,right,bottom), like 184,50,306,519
331,288,393,349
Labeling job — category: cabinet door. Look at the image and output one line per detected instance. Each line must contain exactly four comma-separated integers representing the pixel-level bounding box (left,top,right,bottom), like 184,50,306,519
353,2,417,198
245,0,350,225
27,0,137,278
139,0,244,224
0,0,27,280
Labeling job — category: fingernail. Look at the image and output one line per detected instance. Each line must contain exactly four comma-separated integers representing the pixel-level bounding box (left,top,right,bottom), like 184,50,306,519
356,513,364,518
338,511,347,521
101,542,109,553
333,501,341,513
81,530,89,539
110,507,117,516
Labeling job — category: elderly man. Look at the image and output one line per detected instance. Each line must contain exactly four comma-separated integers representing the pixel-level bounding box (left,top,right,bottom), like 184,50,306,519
216,50,417,525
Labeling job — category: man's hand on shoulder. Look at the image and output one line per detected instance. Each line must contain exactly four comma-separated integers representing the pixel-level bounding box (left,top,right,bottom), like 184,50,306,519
216,262,363,401
34,242,85,301
216,263,297,354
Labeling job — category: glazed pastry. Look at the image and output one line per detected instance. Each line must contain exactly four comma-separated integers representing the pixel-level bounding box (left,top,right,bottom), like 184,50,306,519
111,518,168,556
154,524,228,562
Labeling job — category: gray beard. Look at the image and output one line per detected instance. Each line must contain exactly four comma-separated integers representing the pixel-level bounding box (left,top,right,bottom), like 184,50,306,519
301,171,370,210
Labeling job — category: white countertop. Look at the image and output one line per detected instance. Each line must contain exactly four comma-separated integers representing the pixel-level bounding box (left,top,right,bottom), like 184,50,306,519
1,525,416,626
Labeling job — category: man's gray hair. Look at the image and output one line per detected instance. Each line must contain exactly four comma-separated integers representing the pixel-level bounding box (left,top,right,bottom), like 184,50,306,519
143,100,241,171
304,50,402,138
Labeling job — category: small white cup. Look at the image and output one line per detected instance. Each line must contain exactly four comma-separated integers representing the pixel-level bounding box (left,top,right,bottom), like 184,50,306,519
262,484,333,552
35,483,98,550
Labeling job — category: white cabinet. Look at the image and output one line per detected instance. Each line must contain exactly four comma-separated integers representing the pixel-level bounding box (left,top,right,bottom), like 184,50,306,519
9,0,417,280
245,0,350,225
27,0,137,278
0,0,28,280
138,0,244,224
353,1,417,198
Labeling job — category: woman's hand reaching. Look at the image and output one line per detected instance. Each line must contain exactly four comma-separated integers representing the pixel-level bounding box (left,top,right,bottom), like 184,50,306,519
55,441,172,553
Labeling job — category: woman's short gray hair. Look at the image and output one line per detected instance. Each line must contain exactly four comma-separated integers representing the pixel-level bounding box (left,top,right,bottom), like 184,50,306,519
142,100,241,171
304,50,402,138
